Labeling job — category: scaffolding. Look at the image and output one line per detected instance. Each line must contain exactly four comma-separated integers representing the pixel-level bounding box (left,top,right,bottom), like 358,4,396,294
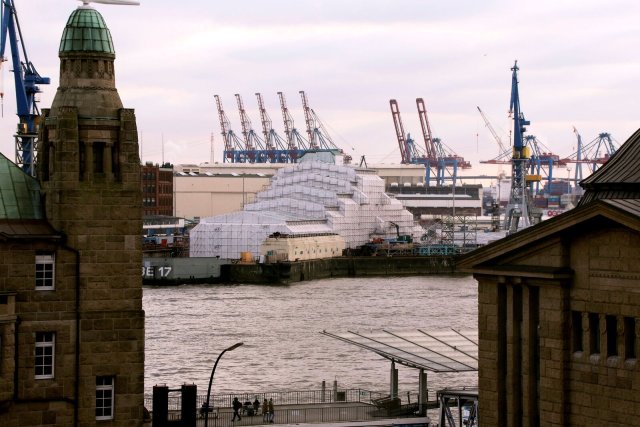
190,159,422,259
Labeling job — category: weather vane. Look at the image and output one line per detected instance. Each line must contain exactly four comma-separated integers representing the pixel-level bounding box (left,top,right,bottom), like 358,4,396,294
79,0,140,6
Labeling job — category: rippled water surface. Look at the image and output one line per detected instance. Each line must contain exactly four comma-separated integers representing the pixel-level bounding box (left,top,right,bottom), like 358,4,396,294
143,275,478,396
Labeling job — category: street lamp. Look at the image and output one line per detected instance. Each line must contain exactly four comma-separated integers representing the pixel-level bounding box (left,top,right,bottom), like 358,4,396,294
204,342,244,427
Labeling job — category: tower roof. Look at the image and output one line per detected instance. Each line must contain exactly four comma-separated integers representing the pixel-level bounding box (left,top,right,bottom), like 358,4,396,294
59,6,114,54
0,153,43,220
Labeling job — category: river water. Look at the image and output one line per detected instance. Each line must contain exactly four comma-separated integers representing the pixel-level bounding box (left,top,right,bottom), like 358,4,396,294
143,275,478,398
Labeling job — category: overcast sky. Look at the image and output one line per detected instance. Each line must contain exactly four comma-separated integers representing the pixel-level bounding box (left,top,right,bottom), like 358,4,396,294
2,0,639,174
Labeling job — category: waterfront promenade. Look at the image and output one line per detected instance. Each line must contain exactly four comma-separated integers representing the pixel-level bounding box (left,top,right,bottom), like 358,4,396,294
161,402,431,427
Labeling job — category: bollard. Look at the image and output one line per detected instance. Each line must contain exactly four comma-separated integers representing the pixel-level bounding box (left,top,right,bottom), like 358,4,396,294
181,384,197,427
152,385,169,427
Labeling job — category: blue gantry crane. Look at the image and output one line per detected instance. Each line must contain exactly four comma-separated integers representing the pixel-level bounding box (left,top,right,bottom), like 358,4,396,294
218,91,347,164
503,60,534,233
0,0,50,176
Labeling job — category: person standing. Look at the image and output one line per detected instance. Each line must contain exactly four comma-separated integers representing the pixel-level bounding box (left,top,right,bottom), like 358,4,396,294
262,399,269,423
253,397,260,416
268,398,275,423
232,397,242,422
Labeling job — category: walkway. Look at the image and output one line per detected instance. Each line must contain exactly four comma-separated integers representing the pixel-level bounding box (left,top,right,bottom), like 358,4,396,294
195,402,430,426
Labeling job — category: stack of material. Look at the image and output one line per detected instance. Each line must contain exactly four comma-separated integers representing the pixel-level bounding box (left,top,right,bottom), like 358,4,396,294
189,159,421,259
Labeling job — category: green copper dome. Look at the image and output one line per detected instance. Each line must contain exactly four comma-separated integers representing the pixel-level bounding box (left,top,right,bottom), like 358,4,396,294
59,7,114,54
0,152,43,220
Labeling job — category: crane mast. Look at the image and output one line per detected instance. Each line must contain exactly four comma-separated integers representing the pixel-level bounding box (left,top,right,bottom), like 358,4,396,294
0,0,50,176
504,61,533,233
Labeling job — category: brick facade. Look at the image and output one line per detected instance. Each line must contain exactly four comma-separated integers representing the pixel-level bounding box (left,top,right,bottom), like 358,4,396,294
0,6,145,426
460,173,640,425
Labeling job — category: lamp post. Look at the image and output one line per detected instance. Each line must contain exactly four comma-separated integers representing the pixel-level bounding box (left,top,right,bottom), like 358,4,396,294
204,342,244,427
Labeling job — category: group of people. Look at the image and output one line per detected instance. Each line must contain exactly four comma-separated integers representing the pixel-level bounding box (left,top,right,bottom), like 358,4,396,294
231,396,275,423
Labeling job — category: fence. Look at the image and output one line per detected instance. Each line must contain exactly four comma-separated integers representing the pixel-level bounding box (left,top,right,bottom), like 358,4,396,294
144,387,386,413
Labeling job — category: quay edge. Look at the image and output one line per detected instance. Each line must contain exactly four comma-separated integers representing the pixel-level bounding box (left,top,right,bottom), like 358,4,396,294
142,256,460,286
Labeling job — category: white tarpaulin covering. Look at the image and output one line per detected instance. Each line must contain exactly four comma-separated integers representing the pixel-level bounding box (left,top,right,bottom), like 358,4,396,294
190,159,422,259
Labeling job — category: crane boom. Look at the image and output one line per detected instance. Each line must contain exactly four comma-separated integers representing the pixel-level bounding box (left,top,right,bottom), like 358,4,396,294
299,90,318,149
277,91,296,150
0,0,50,176
214,94,232,152
416,98,438,160
389,99,410,163
477,106,507,155
255,92,273,149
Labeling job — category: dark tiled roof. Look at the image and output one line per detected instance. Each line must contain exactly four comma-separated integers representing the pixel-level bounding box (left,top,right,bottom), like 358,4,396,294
600,199,640,218
0,153,44,220
579,128,640,206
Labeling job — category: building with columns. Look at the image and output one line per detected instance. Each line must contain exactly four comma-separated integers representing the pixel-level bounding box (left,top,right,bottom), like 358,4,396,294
458,130,640,425
0,4,145,426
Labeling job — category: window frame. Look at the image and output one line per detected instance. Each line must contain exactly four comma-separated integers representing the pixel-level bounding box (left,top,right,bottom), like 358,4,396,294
35,253,55,290
96,376,115,421
35,332,55,379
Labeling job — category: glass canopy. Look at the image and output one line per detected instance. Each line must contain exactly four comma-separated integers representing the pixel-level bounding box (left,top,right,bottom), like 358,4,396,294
321,329,478,373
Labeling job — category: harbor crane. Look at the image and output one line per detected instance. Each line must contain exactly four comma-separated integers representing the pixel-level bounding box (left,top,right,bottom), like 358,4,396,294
524,135,566,194
477,106,511,165
416,98,471,185
256,92,293,163
278,91,310,160
215,94,247,163
389,98,470,186
562,130,618,182
503,61,538,233
0,0,50,176
217,92,349,163
298,90,347,160
235,93,266,161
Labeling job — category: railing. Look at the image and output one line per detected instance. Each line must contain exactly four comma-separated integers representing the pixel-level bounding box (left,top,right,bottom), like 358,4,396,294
144,388,386,412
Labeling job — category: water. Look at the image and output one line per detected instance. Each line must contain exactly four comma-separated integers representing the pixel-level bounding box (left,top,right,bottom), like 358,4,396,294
143,275,478,398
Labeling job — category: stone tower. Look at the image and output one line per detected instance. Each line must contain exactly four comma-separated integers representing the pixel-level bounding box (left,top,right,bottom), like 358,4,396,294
37,4,145,425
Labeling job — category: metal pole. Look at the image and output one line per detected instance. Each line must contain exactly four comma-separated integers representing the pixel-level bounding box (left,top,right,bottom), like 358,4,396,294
204,342,243,427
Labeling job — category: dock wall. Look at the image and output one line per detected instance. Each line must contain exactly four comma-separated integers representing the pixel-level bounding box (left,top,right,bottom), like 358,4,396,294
224,256,457,284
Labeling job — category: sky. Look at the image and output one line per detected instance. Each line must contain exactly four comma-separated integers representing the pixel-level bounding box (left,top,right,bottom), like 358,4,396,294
2,0,640,175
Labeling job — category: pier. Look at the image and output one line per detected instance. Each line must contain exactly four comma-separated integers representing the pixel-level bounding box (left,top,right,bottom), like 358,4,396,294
145,388,434,427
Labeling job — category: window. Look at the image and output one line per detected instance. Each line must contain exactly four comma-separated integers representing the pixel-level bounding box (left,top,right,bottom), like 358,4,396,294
589,313,600,355
625,317,637,359
35,332,55,379
35,254,55,290
572,311,583,352
606,315,618,357
96,376,115,420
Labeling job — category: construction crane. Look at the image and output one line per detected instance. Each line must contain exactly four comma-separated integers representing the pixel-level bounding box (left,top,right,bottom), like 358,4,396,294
0,0,50,176
215,94,247,163
504,61,537,233
255,92,292,163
